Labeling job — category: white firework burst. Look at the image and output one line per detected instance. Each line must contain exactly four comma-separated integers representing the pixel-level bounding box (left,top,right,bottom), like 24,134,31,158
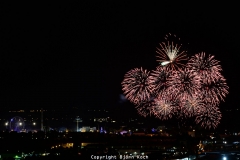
156,33,188,70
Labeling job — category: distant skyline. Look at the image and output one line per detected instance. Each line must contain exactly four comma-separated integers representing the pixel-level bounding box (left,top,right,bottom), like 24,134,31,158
0,2,238,113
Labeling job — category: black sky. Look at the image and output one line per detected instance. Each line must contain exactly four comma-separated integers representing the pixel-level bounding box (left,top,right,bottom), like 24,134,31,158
0,2,239,111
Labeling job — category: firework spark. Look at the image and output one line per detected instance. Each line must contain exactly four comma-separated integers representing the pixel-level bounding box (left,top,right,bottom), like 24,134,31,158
121,67,152,104
156,33,188,70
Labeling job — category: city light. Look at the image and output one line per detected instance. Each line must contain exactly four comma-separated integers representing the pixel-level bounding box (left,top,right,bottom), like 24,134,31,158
5,122,8,126
33,122,36,125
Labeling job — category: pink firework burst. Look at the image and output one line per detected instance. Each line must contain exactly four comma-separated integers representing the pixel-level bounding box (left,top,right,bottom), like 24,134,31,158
181,96,205,117
135,98,155,117
121,67,152,104
200,76,229,106
151,95,176,120
187,52,222,83
167,68,201,101
148,66,172,97
156,33,188,70
195,105,222,129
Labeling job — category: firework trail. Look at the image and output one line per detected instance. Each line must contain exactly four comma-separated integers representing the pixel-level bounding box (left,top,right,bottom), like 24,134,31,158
121,67,152,104
156,33,188,70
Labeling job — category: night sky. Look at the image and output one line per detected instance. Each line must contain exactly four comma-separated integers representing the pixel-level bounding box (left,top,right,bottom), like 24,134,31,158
0,2,239,113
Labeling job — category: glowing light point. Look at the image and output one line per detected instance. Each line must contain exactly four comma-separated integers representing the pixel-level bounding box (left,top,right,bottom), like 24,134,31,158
161,61,170,66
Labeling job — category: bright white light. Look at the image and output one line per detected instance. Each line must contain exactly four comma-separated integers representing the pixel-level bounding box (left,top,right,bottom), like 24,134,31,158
161,61,170,66
223,156,227,160
164,45,179,61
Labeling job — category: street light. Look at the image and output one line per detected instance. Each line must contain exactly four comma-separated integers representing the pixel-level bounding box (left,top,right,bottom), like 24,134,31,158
19,122,22,126
33,122,36,126
5,122,8,129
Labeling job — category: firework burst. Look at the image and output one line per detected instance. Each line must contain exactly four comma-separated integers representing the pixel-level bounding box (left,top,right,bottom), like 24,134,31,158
167,68,201,101
135,98,154,117
200,76,229,106
195,105,222,129
156,33,188,70
151,95,176,120
187,52,222,83
181,96,205,117
121,34,229,130
148,66,172,97
121,67,152,104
